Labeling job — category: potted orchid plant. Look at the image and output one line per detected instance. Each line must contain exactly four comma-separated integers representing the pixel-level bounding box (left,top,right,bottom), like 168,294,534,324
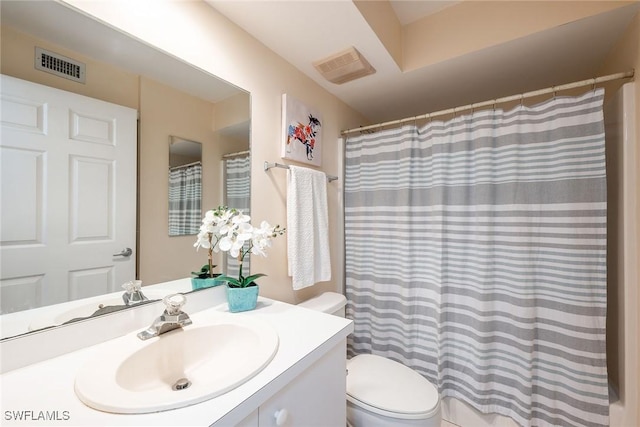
193,206,285,311
191,206,228,290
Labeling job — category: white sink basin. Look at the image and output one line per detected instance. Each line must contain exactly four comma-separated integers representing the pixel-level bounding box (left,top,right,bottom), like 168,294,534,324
74,313,279,414
29,289,169,331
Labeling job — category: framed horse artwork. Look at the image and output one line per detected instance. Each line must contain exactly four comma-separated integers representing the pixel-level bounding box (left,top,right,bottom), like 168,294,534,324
281,94,322,166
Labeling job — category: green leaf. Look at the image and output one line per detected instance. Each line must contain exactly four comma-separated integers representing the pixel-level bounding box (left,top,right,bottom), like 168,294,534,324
215,275,242,287
243,273,266,284
215,273,266,288
191,264,218,278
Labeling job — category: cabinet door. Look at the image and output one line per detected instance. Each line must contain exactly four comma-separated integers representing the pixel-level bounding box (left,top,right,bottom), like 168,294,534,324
236,409,259,427
258,342,346,427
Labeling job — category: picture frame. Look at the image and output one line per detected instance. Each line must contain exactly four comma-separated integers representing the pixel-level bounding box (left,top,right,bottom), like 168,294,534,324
281,93,322,166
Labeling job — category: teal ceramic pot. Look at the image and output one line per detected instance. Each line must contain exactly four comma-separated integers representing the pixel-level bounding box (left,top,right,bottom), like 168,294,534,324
190,276,222,291
226,284,259,313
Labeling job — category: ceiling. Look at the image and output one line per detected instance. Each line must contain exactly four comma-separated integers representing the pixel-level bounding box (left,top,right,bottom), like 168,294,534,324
389,1,460,25
207,1,638,125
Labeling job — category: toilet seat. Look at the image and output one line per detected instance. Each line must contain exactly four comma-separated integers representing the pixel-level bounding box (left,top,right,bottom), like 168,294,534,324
346,354,440,420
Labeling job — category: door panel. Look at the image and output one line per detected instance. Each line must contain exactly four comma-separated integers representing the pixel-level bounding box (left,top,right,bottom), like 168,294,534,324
0,74,137,314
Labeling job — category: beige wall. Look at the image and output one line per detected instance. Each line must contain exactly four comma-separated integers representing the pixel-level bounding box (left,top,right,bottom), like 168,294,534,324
216,92,251,131
214,92,251,156
599,10,640,427
0,25,139,109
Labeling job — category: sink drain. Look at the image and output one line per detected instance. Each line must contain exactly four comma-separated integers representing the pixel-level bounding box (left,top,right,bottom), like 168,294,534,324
172,378,192,391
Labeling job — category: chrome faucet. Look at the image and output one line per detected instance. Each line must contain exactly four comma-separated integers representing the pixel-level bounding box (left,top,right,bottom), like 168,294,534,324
122,280,148,306
137,293,192,340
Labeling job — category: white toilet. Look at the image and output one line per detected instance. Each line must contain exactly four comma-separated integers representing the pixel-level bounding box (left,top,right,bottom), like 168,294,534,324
298,292,441,427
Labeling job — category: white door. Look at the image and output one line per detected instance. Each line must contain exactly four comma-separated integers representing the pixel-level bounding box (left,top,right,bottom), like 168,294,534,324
0,74,137,314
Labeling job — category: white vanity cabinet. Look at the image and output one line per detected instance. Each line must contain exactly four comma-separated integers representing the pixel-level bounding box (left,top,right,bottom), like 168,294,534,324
236,410,259,427
259,342,346,426
0,295,353,427
227,341,347,427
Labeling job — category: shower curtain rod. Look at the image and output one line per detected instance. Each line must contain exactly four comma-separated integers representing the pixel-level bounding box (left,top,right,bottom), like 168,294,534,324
341,70,634,135
169,160,201,170
263,161,339,182
222,150,250,159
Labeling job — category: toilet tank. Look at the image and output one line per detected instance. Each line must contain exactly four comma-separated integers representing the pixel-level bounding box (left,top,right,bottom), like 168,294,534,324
298,292,347,317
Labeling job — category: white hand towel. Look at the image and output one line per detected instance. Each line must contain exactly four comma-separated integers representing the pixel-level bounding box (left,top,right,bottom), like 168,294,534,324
287,165,331,290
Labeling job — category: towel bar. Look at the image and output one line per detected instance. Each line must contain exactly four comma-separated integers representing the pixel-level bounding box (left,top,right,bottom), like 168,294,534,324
264,161,338,182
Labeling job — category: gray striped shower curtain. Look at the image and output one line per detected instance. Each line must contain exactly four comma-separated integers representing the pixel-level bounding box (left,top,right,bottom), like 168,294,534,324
224,155,251,278
344,89,608,427
168,163,202,236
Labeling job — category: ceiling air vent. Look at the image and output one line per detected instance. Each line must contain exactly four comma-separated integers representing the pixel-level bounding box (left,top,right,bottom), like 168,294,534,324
35,47,86,84
313,47,375,85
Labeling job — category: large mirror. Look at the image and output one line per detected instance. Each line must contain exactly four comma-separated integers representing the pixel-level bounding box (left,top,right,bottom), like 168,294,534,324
0,0,250,339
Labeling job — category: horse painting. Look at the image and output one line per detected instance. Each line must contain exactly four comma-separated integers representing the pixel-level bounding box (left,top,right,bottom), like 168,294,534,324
287,114,321,161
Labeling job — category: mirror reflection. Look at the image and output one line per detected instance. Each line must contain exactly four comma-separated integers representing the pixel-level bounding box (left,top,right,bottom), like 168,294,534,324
222,152,252,278
0,0,250,339
169,136,203,237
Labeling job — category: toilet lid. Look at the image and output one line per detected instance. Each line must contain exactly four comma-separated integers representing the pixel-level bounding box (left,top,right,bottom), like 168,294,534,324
298,292,346,314
346,354,440,420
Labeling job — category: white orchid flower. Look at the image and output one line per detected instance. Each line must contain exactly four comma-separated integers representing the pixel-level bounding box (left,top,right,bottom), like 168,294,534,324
218,236,232,252
203,209,216,223
194,206,285,287
232,212,251,224
249,221,275,257
194,229,211,250
219,222,253,258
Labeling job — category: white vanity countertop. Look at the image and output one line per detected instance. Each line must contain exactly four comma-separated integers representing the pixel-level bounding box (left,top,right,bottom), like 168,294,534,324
0,297,353,426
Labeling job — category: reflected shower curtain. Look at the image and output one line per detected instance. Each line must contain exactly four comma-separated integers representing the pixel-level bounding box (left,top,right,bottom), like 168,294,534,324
344,89,608,427
224,155,251,278
168,163,202,235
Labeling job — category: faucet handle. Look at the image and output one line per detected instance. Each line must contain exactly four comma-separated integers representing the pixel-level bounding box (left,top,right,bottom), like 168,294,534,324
162,293,186,315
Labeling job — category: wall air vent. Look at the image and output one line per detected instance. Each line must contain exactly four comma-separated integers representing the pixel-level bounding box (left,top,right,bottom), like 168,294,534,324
313,47,375,85
35,47,86,84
